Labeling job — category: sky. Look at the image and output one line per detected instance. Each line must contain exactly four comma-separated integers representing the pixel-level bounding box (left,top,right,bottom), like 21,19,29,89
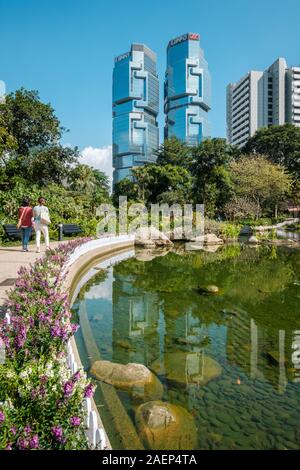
0,0,299,181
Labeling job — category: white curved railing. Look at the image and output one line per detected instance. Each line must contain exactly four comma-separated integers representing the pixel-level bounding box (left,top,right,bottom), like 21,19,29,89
3,235,135,450
66,340,107,449
64,235,135,450
64,234,135,272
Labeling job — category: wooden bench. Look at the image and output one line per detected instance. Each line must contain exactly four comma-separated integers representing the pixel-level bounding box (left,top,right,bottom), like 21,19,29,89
3,224,22,240
58,223,83,241
3,224,35,241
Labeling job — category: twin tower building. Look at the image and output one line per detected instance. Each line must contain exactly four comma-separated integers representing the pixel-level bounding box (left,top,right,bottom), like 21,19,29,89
112,33,211,185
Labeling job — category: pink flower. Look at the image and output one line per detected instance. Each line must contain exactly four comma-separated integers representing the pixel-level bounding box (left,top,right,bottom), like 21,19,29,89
63,381,73,397
70,416,81,426
84,383,94,398
30,434,39,449
51,425,63,441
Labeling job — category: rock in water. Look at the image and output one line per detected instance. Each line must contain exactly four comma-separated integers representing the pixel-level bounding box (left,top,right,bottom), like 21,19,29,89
135,401,197,450
90,360,163,401
135,226,173,247
192,233,224,245
150,352,222,387
198,285,219,295
247,236,259,244
115,339,135,351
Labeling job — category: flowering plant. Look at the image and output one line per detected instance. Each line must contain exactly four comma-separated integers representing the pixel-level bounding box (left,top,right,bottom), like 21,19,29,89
0,238,96,450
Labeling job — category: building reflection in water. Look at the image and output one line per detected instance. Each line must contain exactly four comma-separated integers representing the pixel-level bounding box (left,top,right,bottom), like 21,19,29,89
106,263,299,395
111,268,161,366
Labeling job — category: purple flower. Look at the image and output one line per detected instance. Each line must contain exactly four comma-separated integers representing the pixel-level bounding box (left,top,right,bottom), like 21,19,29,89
51,425,63,441
84,383,94,398
70,416,81,427
72,370,81,383
24,425,31,435
5,443,12,450
71,323,79,334
0,411,5,423
10,426,16,435
30,434,39,449
17,437,29,449
63,381,73,397
50,325,61,338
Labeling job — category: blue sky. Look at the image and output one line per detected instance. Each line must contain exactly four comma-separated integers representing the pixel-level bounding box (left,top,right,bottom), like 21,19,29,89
0,0,299,177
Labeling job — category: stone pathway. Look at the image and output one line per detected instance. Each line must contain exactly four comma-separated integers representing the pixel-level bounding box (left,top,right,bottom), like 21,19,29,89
0,243,61,308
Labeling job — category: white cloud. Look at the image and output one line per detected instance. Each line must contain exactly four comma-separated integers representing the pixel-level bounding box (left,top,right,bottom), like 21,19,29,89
84,274,113,301
0,80,6,103
80,145,113,184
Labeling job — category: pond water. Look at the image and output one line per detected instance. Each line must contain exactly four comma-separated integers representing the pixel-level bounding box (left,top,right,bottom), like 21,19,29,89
73,243,300,450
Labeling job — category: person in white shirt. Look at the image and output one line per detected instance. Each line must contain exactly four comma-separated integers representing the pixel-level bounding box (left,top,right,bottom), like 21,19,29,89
32,197,50,253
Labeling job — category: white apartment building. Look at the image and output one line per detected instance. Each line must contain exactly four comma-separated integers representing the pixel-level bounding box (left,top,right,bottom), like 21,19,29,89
227,58,300,147
227,71,262,147
286,66,300,127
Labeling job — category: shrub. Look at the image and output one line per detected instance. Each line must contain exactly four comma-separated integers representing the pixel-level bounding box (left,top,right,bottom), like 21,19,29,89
0,238,95,450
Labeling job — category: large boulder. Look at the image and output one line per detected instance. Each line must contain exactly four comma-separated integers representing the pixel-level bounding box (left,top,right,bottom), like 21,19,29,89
135,226,173,247
167,227,190,241
90,360,163,401
150,351,222,387
190,233,223,245
135,401,197,450
185,242,221,252
240,225,253,236
247,235,259,245
198,285,220,295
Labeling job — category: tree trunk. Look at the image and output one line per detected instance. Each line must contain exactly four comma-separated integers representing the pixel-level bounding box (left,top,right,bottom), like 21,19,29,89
274,204,278,219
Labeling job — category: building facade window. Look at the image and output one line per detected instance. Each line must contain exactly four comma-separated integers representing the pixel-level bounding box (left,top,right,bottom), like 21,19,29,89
112,44,159,186
164,33,211,145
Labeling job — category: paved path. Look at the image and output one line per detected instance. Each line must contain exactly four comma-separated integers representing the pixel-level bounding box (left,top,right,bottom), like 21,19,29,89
0,243,61,308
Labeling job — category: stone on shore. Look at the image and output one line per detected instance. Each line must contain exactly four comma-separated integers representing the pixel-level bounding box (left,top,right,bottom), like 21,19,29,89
193,233,224,245
90,360,163,401
247,236,259,244
135,400,197,450
135,226,173,248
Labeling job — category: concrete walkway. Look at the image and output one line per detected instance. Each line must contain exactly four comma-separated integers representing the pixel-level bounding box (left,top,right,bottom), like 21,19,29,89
0,243,61,308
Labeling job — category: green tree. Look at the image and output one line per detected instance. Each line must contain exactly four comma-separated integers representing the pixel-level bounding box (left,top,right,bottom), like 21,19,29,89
156,136,192,168
230,155,292,218
191,138,238,217
244,124,300,178
0,88,62,156
113,177,140,206
25,145,79,186
68,164,110,210
0,118,18,188
132,164,192,204
92,169,110,196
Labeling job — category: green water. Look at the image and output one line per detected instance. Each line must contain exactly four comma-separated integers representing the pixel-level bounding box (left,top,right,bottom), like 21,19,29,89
73,243,300,450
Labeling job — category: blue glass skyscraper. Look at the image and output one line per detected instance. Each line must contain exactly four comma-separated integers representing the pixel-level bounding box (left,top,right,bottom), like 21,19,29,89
112,44,159,185
164,33,211,145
